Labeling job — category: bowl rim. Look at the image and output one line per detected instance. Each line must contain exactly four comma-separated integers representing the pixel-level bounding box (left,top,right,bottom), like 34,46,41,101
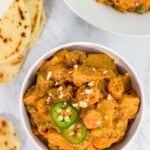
19,42,145,150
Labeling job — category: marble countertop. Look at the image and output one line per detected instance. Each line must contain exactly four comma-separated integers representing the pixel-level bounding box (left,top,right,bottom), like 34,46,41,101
0,0,150,149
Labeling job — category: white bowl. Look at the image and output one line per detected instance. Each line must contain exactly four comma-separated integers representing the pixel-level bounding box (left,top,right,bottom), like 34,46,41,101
64,0,150,37
20,42,144,150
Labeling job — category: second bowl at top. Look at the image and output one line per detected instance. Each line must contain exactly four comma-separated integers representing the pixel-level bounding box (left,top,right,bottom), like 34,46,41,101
64,0,150,37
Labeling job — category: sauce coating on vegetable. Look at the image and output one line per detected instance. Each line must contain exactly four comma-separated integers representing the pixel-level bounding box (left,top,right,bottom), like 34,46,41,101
96,0,149,14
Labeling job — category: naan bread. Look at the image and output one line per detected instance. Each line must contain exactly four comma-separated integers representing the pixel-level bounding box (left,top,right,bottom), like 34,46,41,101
24,0,43,48
29,9,46,47
0,51,25,83
0,0,31,84
0,118,20,150
0,0,45,84
0,0,31,62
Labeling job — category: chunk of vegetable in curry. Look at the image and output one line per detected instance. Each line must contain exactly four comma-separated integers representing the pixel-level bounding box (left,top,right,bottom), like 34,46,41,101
23,49,140,150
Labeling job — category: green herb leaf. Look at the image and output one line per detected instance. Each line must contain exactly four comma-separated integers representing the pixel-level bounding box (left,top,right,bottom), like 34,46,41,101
136,5,145,14
27,106,33,113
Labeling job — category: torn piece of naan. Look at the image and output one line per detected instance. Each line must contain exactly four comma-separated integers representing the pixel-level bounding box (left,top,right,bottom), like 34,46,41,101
0,117,20,150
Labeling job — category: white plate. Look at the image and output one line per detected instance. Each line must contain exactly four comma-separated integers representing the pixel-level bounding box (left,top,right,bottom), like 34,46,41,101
64,0,150,37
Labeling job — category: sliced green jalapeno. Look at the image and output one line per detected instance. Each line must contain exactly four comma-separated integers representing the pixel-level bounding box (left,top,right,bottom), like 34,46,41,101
50,102,78,128
136,5,145,14
61,121,87,144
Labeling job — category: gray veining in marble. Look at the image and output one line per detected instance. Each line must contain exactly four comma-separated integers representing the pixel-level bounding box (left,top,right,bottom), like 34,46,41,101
0,0,150,149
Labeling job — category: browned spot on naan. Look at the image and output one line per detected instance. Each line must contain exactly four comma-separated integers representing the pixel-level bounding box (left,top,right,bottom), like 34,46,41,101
1,120,7,127
21,32,26,38
31,5,39,33
24,25,28,29
4,40,22,60
18,7,25,20
11,54,24,66
40,12,43,24
10,146,17,150
0,34,4,39
0,73,4,78
0,34,12,44
4,141,8,146
3,38,8,43
0,128,6,136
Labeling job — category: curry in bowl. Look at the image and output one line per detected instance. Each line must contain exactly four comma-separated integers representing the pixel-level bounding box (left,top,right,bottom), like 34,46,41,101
96,0,150,14
23,49,140,150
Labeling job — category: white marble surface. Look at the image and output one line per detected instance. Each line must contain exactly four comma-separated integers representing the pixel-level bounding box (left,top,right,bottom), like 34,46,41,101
0,0,150,149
